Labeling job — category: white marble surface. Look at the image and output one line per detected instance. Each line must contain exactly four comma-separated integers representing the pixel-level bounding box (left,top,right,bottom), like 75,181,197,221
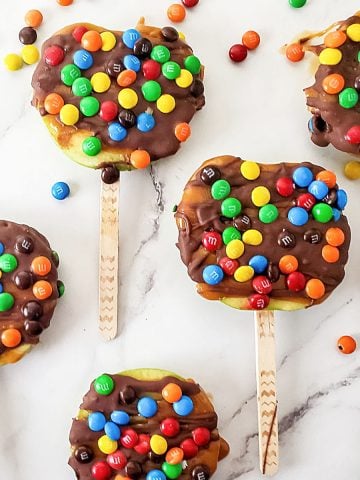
0,0,360,478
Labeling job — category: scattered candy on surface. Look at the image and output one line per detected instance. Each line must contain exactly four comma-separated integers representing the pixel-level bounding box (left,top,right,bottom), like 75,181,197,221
167,4,187,23
25,9,43,28
57,0,74,5
337,335,357,354
3,54,23,71
286,43,304,62
51,181,70,200
289,0,306,7
344,160,360,180
229,44,248,63
242,31,260,50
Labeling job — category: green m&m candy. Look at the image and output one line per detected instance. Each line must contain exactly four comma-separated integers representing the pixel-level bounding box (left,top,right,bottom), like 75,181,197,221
0,292,15,312
184,55,201,74
82,136,102,156
339,88,358,109
162,462,182,479
80,96,100,117
162,61,181,80
221,198,242,218
0,254,18,273
151,45,170,64
94,374,115,395
259,204,279,224
57,280,65,298
61,64,81,86
288,0,306,8
72,77,92,97
312,203,333,223
141,80,162,102
211,179,231,200
222,226,241,244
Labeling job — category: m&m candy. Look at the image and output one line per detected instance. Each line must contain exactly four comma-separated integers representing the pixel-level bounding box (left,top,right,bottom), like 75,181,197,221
173,395,194,416
88,412,106,432
94,374,115,395
120,429,139,448
202,265,224,285
160,418,180,437
73,49,94,69
150,435,168,455
167,4,186,23
52,181,70,200
287,207,308,226
137,397,158,418
104,422,121,441
242,31,260,50
292,166,313,187
337,335,357,354
108,123,128,142
229,44,248,63
162,383,182,403
3,54,23,71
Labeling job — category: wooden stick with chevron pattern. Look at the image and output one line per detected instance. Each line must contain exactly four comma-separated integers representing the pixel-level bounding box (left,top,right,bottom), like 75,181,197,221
255,310,279,476
99,179,120,341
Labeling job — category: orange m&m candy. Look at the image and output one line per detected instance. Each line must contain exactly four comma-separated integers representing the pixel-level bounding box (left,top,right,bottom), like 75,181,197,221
315,169,337,188
117,69,137,87
1,328,22,348
325,227,345,247
25,9,43,28
286,43,304,62
322,74,345,95
167,4,186,23
166,447,184,465
57,0,74,5
130,150,151,169
175,122,191,142
242,31,260,50
322,245,340,263
324,30,347,48
33,280,53,300
337,335,356,354
279,255,298,274
305,278,325,299
44,93,65,115
31,256,52,276
162,383,182,403
81,31,103,52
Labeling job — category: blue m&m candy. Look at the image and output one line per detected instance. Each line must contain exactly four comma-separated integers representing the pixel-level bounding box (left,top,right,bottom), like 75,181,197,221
108,122,128,142
202,265,224,285
104,421,121,440
88,412,106,432
110,410,130,425
123,54,141,72
292,166,313,187
51,181,70,200
248,255,268,274
308,117,315,133
173,395,194,416
308,180,328,200
137,112,155,132
137,397,158,418
0,243,4,256
288,207,309,226
146,470,166,480
73,49,94,70
336,189,348,209
123,29,141,49
332,208,341,222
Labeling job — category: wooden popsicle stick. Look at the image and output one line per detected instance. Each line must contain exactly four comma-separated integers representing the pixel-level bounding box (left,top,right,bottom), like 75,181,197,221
99,178,120,341
254,310,279,476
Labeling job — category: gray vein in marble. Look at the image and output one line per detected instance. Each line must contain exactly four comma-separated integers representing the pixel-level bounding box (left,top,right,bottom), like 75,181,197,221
0,100,31,140
144,270,155,295
133,165,164,259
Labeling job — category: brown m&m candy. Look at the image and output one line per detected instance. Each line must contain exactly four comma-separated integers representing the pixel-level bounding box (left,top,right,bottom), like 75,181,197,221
0,220,63,365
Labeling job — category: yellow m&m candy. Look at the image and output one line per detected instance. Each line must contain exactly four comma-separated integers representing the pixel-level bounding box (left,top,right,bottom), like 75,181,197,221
98,435,118,454
242,229,263,246
319,48,342,65
251,186,270,206
21,45,40,65
157,94,176,113
100,31,117,51
344,160,360,180
91,72,111,93
118,88,138,109
178,31,186,40
59,104,79,126
176,69,193,88
347,24,360,42
4,53,23,71
150,434,168,455
226,239,245,259
234,266,254,283
240,161,260,180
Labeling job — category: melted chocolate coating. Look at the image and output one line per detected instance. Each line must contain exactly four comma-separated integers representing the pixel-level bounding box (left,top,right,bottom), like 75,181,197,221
175,156,350,308
31,22,205,170
305,15,360,154
68,373,228,480
0,220,62,363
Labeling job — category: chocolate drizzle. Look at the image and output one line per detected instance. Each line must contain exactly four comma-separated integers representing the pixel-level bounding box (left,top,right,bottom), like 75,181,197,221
68,373,228,480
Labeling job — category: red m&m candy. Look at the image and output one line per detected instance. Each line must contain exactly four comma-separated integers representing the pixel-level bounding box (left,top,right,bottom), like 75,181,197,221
345,125,360,144
72,25,88,42
276,177,294,197
143,59,161,80
99,101,118,122
202,231,222,252
229,44,248,63
134,434,151,454
192,427,211,446
286,271,306,291
252,276,272,295
120,429,139,448
182,0,199,7
296,193,316,211
160,418,180,437
106,450,127,470
219,257,239,275
91,461,112,480
180,438,199,459
44,45,65,66
248,293,270,310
